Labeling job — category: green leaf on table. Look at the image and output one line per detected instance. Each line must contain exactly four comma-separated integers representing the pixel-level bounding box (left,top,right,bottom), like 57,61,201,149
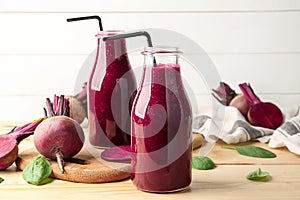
192,156,215,170
222,145,276,158
246,168,270,181
22,156,53,185
0,177,4,183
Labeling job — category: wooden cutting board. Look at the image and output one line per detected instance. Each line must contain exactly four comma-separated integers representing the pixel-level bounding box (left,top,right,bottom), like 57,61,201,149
16,134,204,183
16,147,131,183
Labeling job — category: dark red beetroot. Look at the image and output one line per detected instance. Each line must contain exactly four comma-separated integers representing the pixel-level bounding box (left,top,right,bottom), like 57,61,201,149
100,145,131,163
212,82,250,116
239,83,283,129
0,119,43,170
229,94,250,116
34,116,84,173
34,95,85,173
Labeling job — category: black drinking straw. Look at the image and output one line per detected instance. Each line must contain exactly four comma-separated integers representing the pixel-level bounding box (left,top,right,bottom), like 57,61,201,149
103,31,153,47
103,31,156,65
66,15,103,31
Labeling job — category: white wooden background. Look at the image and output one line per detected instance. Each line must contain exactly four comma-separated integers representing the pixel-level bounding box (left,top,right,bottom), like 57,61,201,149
0,0,300,122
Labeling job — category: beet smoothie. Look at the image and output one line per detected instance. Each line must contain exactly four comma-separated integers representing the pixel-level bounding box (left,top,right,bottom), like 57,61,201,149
88,31,136,148
131,48,192,192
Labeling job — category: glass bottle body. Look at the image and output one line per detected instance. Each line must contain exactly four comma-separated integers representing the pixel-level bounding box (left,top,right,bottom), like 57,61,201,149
88,31,136,148
131,47,192,192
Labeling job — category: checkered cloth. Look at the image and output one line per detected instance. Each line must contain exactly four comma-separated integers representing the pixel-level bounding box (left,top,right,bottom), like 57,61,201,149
193,105,300,155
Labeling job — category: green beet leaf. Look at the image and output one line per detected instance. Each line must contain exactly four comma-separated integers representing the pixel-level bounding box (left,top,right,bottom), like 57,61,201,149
246,168,270,181
222,145,276,158
22,156,53,185
0,177,4,183
192,156,215,170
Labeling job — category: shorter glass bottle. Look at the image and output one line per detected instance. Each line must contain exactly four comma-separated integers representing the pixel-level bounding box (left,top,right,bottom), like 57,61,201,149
131,46,192,193
88,31,137,148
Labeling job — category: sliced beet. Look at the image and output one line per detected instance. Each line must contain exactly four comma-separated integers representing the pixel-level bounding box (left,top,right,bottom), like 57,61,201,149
0,135,18,170
0,118,43,170
101,145,131,163
239,83,283,129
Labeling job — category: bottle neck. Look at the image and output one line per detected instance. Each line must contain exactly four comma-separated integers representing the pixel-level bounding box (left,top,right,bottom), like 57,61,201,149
142,47,182,88
96,31,128,63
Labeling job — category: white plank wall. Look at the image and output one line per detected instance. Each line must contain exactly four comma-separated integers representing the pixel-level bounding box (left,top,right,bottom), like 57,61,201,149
0,0,300,122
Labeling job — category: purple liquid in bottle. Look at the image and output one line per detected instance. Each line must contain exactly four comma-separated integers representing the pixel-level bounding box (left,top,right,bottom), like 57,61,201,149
88,31,136,148
131,47,192,193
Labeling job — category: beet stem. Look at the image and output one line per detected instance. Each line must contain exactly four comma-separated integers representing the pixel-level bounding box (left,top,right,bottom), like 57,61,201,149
53,95,59,112
13,122,31,132
239,83,261,105
56,150,65,174
46,98,55,117
57,95,65,116
63,99,70,116
9,126,17,133
43,108,48,118
18,118,44,133
212,92,227,105
8,118,43,143
212,82,237,106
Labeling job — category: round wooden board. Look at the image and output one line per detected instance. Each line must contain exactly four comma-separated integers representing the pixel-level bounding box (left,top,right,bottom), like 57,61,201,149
16,148,131,183
16,133,203,183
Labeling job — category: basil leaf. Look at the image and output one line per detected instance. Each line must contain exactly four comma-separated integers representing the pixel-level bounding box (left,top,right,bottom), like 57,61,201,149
192,156,215,170
22,156,53,185
0,177,4,183
247,168,270,181
222,145,276,158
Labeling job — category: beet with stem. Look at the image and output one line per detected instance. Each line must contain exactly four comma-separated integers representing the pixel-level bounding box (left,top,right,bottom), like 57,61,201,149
239,83,283,129
212,82,250,116
46,83,87,124
0,118,43,170
34,95,85,173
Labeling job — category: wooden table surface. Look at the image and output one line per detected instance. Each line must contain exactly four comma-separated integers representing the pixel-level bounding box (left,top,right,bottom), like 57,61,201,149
0,122,300,200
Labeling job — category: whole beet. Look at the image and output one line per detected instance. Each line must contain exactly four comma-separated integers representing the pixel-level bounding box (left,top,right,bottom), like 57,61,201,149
34,116,84,174
34,116,84,159
36,95,85,173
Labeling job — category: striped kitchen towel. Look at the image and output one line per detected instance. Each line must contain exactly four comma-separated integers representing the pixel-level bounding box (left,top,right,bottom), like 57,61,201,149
269,115,300,155
193,105,300,155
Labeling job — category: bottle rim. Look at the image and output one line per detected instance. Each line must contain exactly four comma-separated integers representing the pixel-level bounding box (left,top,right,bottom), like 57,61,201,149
95,30,124,37
142,46,183,55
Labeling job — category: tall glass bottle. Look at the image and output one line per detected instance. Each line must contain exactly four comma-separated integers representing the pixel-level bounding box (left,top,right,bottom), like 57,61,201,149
88,31,136,148
131,47,192,193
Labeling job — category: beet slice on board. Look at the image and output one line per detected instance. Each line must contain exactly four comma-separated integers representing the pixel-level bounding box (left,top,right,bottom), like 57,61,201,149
101,145,131,163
